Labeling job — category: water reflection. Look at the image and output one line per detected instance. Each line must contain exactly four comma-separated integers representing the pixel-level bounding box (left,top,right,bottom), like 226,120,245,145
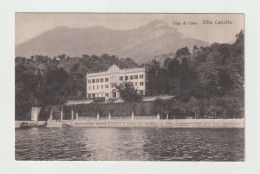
81,128,148,160
15,128,244,161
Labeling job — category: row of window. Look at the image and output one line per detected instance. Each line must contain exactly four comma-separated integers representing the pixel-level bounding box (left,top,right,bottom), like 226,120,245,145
87,74,144,84
88,93,109,98
88,90,144,98
88,84,109,90
120,74,144,81
87,78,109,84
130,81,144,86
88,81,144,90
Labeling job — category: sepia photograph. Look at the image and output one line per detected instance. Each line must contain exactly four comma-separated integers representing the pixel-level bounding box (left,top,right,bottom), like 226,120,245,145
15,13,244,161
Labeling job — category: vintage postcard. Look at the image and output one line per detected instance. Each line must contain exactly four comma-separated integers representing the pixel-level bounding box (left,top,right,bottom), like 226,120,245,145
15,13,244,161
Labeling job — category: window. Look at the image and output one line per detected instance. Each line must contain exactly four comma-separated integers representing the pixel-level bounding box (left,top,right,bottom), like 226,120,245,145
92,79,95,83
97,85,99,89
134,75,138,79
140,82,144,86
111,84,116,88
120,76,123,81
101,93,103,97
140,90,143,95
96,79,99,83
100,78,104,82
88,94,91,98
105,78,109,82
139,74,143,79
88,86,91,90
93,86,95,89
88,80,91,83
101,85,103,89
105,84,109,88
105,93,109,97
92,94,95,98
125,76,128,80
130,75,133,80
135,82,137,86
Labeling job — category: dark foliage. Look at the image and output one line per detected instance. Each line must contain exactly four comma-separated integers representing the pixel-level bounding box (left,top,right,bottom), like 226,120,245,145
116,82,142,102
149,31,244,118
15,54,138,120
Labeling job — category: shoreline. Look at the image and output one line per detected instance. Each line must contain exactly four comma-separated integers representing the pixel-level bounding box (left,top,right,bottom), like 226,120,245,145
15,119,244,128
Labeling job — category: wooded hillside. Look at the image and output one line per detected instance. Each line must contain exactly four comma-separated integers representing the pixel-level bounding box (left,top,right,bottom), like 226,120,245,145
15,31,244,120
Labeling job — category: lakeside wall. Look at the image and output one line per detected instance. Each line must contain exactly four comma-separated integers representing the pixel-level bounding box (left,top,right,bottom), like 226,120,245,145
15,119,244,128
54,119,245,128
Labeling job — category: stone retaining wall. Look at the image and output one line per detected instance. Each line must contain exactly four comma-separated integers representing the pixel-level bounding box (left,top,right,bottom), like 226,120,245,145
67,119,244,128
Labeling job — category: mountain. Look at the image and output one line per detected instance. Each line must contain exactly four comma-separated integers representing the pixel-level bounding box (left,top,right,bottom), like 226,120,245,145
16,19,208,63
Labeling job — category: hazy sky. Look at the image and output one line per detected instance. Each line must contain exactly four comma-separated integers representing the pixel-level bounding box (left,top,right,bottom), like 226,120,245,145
15,13,244,45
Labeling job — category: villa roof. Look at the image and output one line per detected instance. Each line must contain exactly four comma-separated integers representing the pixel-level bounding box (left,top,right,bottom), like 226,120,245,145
87,65,145,77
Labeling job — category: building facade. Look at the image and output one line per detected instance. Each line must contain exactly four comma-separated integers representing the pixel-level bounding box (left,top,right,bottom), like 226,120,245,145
86,65,146,99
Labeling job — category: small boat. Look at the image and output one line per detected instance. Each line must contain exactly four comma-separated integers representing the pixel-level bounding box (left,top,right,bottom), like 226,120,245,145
19,122,29,128
19,121,46,128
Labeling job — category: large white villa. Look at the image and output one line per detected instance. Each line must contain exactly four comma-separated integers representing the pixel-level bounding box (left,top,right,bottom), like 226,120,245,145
86,65,146,99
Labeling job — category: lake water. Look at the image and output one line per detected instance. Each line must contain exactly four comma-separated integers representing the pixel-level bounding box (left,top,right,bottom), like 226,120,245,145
15,127,244,161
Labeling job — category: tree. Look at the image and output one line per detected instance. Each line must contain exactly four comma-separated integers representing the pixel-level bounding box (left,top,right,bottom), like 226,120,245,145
197,60,220,96
116,82,142,102
186,96,201,119
146,60,162,95
175,47,191,58
221,95,243,118
169,98,179,119
207,97,222,119
179,58,191,91
167,59,181,95
152,98,175,119
152,99,166,119
41,67,68,105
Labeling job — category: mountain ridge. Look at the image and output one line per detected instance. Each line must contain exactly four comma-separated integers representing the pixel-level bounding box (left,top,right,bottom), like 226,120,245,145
16,19,209,63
